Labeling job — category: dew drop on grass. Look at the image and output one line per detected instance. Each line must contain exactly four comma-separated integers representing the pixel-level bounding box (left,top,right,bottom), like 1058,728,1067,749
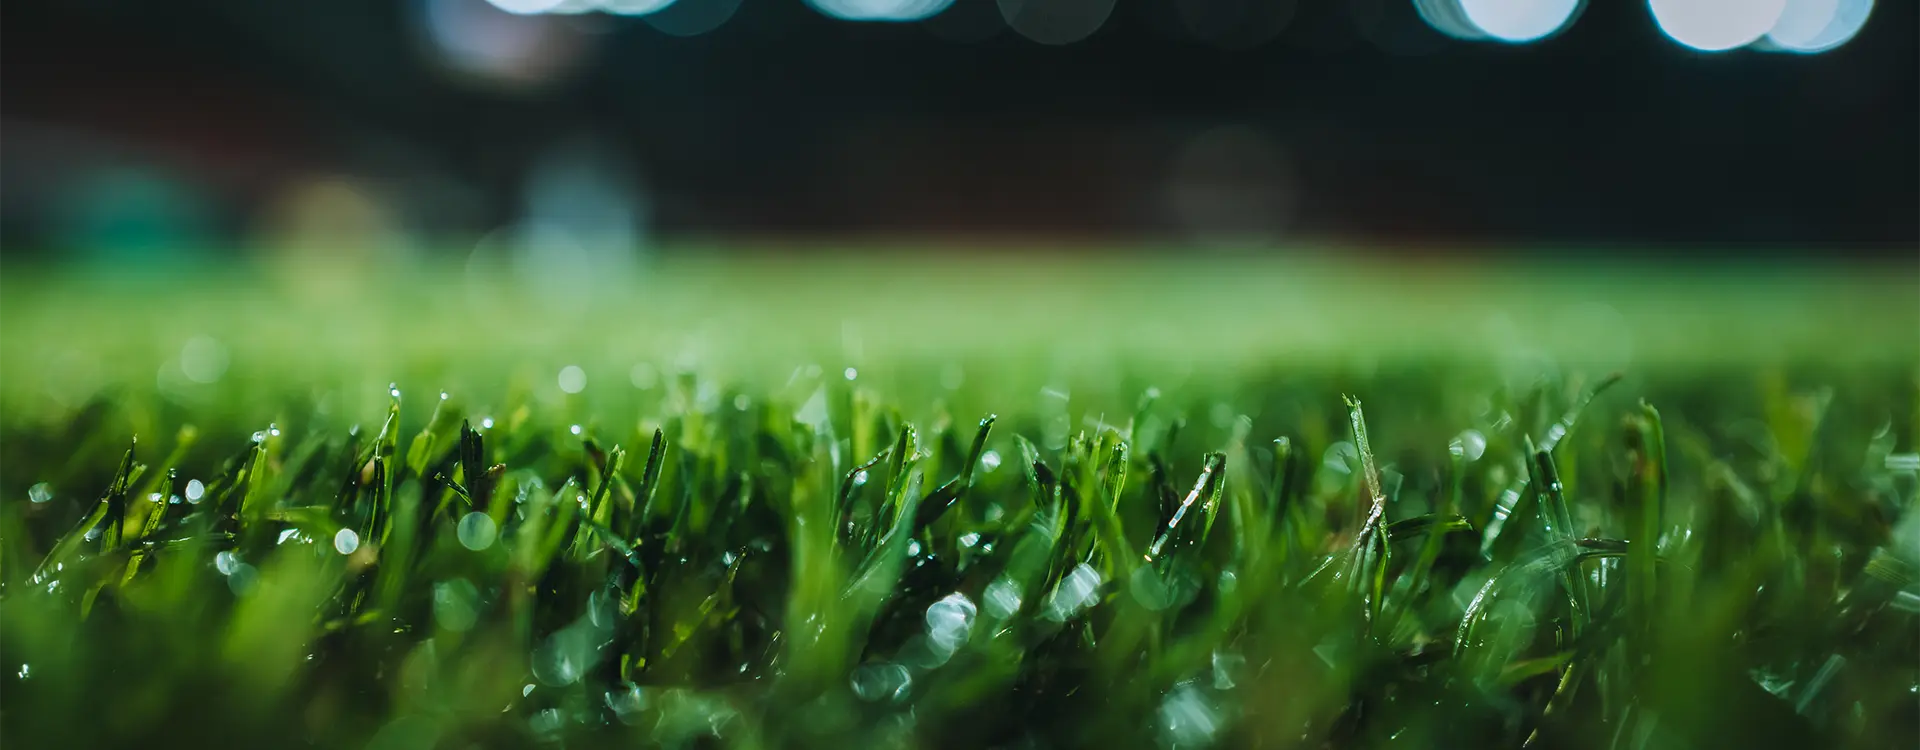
389,384,402,399
570,424,583,436
523,684,536,698
1158,681,1221,749
529,708,565,739
559,365,587,394
1323,441,1357,474
1045,564,1104,622
959,532,981,548
843,367,859,381
184,479,205,503
926,592,977,654
277,528,300,545
83,526,102,542
16,664,27,680
630,363,658,390
1450,430,1488,462
480,417,494,429
985,577,1023,620
851,662,912,702
28,483,52,504
980,450,1002,472
215,550,240,576
334,528,361,555
433,579,480,632
458,512,498,551
852,470,870,487
606,683,649,724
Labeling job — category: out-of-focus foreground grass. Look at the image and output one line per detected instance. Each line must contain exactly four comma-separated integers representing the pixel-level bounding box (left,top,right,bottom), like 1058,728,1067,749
0,255,1916,749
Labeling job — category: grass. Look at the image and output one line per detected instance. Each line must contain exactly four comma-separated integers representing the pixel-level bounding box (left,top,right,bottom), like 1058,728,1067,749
1,257,1917,749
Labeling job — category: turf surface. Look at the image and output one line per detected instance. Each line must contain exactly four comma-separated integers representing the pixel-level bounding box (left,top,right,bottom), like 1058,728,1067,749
1,257,1916,749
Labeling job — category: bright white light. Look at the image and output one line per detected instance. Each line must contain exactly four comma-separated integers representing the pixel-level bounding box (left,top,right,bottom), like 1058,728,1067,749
1649,0,1786,51
486,0,568,13
808,0,951,21
1765,0,1871,53
598,0,678,14
1460,0,1582,43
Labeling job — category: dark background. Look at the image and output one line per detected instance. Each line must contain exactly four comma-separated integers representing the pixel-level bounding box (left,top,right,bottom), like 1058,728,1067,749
2,0,1915,257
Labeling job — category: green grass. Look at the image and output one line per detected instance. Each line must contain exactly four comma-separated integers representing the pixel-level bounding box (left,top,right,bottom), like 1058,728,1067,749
1,258,1917,749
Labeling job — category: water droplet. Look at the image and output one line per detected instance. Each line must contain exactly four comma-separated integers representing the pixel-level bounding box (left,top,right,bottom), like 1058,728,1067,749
180,335,229,384
1212,650,1246,690
458,512,498,551
570,424,583,436
480,417,495,429
439,391,450,401
1323,441,1358,475
851,662,913,702
588,588,618,631
926,592,978,656
390,384,402,398
606,683,649,724
1449,430,1488,462
1045,564,1105,622
1158,681,1221,749
906,539,923,557
980,450,1002,472
270,424,281,437
227,563,259,595
558,365,587,394
45,580,60,594
844,367,858,381
985,576,1023,620
528,708,565,739
251,431,268,443
83,526,102,542
16,664,28,680
168,494,182,505
27,483,52,504
852,470,870,486
523,683,536,697
277,528,300,545
215,550,240,575
959,532,981,548
433,579,481,632
185,479,206,503
334,528,361,555
630,363,659,389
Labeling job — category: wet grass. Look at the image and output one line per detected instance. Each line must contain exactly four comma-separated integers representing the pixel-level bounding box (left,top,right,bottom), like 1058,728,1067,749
1,260,1917,749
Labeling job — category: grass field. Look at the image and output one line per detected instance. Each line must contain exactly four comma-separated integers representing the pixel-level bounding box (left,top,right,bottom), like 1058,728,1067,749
2,256,1917,749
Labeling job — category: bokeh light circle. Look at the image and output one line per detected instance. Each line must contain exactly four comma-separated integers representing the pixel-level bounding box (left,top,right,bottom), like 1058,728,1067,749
810,0,955,21
1649,0,1787,52
1458,0,1582,43
997,0,1116,45
1765,0,1871,53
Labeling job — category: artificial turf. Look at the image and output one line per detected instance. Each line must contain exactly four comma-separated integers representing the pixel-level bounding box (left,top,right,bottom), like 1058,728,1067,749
1,258,1916,749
